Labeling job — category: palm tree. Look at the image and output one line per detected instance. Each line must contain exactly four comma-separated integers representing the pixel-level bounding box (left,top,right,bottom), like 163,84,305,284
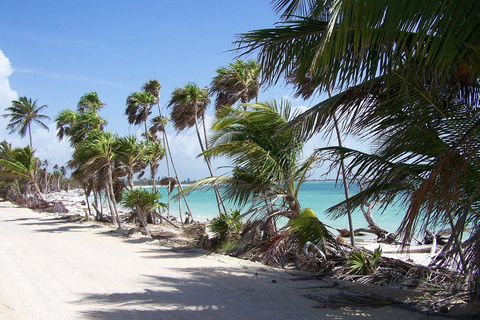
145,78,194,219
0,146,46,203
71,131,122,227
125,91,156,140
237,0,480,275
115,135,146,190
56,98,107,217
168,82,227,217
78,92,105,112
3,97,50,149
210,59,262,111
121,188,167,237
143,140,165,194
182,100,329,265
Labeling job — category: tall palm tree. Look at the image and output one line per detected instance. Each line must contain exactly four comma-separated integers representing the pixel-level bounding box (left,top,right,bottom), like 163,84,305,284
72,131,122,227
211,59,261,111
125,91,156,140
56,96,107,219
237,0,480,274
3,97,50,149
144,79,194,219
168,82,227,216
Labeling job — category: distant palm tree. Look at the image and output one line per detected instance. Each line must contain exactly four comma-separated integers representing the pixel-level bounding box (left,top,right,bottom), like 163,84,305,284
125,91,156,140
3,97,51,149
168,82,227,216
77,92,105,112
211,59,261,111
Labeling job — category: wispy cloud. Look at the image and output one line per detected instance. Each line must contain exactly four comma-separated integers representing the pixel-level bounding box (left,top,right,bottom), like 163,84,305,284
15,68,130,90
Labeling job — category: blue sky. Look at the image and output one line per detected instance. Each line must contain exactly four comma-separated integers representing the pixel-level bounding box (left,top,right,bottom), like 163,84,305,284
0,1,366,181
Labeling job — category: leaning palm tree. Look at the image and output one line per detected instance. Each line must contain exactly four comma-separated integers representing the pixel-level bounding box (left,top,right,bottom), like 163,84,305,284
237,0,480,277
0,146,46,203
211,59,261,111
125,91,156,140
182,100,330,266
71,131,122,227
3,97,50,149
168,82,227,217
121,188,167,237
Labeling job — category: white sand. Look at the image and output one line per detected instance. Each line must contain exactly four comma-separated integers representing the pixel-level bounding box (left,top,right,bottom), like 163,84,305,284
0,199,446,319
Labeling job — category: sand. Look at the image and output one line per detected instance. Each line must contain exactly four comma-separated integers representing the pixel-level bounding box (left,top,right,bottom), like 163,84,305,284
0,198,447,319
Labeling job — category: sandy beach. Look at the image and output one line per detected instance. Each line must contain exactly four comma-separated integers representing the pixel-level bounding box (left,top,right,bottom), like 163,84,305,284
0,197,449,319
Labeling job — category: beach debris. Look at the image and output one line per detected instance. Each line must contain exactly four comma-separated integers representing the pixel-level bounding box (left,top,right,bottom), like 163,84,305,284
305,293,392,309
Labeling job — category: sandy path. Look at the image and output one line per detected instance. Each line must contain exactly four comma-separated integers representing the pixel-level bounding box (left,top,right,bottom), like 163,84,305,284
0,202,439,319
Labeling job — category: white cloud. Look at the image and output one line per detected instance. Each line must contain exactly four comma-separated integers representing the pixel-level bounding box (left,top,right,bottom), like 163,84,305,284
0,50,18,142
0,50,72,169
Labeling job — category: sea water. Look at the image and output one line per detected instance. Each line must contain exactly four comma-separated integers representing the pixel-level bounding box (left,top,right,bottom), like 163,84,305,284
150,181,406,235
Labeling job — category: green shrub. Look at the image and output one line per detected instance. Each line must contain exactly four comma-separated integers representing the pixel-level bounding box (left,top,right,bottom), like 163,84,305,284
346,247,382,275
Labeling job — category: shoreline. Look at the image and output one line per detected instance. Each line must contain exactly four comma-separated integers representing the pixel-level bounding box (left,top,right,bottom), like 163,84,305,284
44,189,439,267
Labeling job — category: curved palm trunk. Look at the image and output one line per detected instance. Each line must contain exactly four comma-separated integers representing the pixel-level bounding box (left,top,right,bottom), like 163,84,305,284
328,87,355,246
195,110,227,216
106,165,122,228
155,100,193,220
31,180,46,202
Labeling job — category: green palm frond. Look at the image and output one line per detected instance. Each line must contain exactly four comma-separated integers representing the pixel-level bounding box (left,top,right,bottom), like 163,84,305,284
289,208,334,246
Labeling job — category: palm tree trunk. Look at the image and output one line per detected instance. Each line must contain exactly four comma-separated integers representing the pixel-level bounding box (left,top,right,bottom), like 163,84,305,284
28,124,33,150
83,183,92,217
32,180,46,202
138,209,151,237
328,87,355,246
155,101,193,220
195,112,227,216
107,165,122,228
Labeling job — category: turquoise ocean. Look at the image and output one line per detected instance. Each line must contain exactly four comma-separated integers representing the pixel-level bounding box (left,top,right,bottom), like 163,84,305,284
149,181,407,235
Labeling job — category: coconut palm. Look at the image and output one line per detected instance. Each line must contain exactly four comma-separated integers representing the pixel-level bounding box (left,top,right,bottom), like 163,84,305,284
168,82,227,216
0,146,46,203
3,97,50,149
56,108,106,146
237,0,480,275
210,59,261,111
71,131,122,227
121,188,167,237
125,91,156,140
143,140,165,194
182,100,329,265
115,135,146,190
145,78,194,219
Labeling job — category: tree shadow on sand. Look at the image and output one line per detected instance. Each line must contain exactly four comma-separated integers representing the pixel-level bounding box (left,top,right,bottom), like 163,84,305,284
75,267,425,320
